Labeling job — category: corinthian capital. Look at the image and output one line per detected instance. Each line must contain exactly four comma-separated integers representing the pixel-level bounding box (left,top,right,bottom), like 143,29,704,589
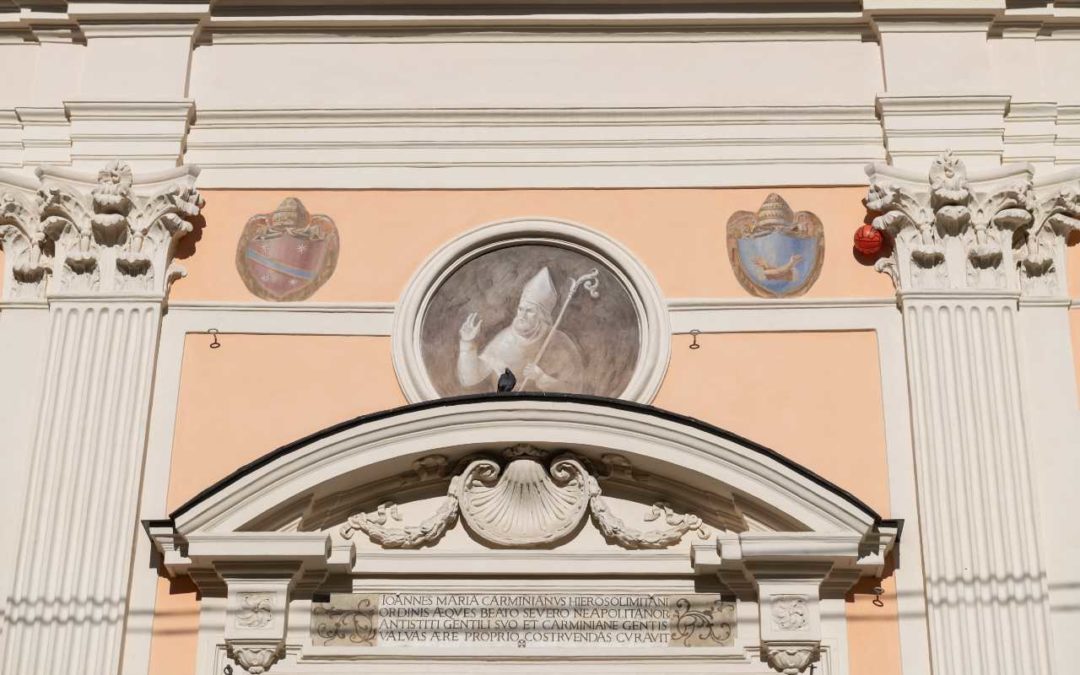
865,151,1034,293
865,152,1080,297
0,161,203,301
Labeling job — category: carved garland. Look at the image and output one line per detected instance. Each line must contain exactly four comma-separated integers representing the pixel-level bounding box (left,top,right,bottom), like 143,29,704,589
340,445,710,549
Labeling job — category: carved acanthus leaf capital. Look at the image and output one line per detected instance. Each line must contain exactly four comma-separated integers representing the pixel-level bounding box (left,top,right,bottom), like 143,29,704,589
0,161,203,301
865,153,1080,297
865,151,1039,293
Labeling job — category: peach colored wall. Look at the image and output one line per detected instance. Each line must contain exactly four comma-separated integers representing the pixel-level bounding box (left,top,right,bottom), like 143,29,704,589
173,188,892,303
655,331,891,516
655,330,899,675
166,335,406,512
148,335,406,675
151,329,899,674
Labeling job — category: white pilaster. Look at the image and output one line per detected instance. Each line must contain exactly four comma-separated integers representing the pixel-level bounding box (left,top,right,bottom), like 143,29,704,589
865,153,1080,675
0,162,203,674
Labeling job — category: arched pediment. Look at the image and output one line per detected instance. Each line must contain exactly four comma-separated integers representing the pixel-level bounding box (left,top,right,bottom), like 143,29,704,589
148,395,899,675
169,394,883,539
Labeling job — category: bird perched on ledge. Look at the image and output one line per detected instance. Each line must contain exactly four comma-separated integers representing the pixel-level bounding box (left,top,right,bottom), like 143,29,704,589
497,368,517,393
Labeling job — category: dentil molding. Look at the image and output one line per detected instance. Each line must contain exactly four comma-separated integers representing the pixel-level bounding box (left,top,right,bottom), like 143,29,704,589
865,151,1080,297
0,161,204,301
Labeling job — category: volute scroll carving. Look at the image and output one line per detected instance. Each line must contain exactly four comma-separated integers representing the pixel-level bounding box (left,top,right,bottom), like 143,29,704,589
340,446,711,550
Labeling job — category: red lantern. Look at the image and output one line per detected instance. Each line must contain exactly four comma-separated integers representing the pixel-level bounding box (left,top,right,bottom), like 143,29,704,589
854,224,884,256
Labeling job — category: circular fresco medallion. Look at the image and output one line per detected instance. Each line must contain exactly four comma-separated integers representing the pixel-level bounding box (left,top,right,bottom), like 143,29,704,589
393,218,670,403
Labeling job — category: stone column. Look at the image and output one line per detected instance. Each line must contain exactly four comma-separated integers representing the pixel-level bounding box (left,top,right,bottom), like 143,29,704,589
0,162,203,674
865,152,1080,675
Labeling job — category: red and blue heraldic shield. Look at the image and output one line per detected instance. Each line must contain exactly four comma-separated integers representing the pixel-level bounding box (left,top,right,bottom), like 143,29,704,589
236,197,340,301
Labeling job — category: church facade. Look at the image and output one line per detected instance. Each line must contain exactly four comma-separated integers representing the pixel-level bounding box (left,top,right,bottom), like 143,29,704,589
1,2,1079,675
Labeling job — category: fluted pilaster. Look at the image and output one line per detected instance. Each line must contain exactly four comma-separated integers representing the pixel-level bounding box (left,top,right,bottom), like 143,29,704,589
0,162,202,674
902,293,1052,675
865,152,1080,675
2,301,161,674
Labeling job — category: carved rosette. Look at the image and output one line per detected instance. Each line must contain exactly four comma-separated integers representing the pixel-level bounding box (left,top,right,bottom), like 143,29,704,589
340,446,710,550
0,161,203,300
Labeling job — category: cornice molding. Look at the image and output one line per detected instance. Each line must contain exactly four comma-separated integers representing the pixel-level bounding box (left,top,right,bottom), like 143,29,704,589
186,104,884,188
192,104,880,128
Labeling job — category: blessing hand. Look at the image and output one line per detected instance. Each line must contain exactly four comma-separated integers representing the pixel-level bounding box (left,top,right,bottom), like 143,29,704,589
459,312,483,343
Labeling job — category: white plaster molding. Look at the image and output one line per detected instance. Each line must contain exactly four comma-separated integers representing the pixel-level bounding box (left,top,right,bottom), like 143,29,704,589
1055,105,1080,168
876,95,1010,170
185,105,884,188
0,110,21,169
15,107,71,167
1003,101,1057,170
0,161,204,301
66,100,195,171
391,218,671,404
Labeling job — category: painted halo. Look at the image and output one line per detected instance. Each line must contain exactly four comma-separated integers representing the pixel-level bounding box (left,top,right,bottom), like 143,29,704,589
393,218,671,403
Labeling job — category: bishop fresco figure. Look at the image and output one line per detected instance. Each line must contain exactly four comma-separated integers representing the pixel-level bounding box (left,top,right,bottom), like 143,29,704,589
457,267,585,393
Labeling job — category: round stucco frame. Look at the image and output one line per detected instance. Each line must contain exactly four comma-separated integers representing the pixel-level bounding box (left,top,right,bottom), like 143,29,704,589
392,217,672,404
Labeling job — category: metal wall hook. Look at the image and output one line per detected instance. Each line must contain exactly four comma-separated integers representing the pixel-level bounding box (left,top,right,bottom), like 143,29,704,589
208,328,221,350
872,585,885,608
689,329,701,350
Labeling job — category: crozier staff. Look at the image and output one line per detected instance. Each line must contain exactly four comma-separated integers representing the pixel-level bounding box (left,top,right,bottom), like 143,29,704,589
457,267,585,393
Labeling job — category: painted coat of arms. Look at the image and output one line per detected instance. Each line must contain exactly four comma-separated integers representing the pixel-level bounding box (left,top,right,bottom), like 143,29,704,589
236,197,339,301
726,193,825,298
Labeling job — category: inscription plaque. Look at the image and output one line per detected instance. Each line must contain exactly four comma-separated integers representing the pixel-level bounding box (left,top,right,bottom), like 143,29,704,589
311,593,735,649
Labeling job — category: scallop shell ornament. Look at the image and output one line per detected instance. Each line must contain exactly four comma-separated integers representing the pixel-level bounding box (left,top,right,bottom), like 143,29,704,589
458,450,591,547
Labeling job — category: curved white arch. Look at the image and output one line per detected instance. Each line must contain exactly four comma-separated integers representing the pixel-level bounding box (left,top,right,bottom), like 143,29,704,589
172,396,881,538
391,217,671,404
